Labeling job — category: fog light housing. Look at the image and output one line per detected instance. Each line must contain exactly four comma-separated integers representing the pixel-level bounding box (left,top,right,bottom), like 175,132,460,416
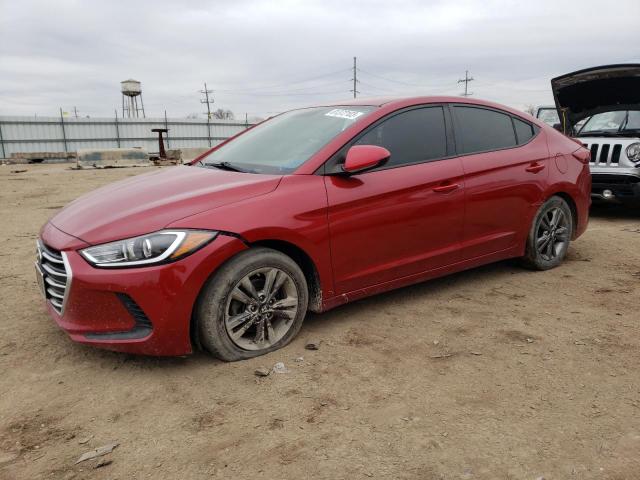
602,189,614,199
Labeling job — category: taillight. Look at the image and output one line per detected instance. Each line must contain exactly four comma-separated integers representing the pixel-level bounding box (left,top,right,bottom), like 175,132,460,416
571,148,590,164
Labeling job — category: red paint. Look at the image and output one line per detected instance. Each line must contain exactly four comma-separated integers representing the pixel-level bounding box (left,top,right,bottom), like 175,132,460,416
40,96,591,356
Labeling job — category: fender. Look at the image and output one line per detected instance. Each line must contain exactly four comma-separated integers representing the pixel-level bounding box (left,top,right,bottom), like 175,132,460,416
167,174,335,298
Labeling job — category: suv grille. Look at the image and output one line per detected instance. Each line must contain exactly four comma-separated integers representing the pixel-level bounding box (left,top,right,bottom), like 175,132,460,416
582,142,623,167
37,241,71,314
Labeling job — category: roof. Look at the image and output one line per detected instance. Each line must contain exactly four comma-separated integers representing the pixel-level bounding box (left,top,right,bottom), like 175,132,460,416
316,96,540,124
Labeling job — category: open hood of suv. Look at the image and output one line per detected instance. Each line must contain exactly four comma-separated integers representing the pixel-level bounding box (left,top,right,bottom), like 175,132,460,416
551,64,640,129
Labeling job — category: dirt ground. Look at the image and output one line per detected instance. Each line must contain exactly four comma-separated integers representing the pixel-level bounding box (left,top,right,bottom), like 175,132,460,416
1,163,639,480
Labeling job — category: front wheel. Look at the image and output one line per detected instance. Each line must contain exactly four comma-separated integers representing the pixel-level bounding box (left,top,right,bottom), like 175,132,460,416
196,248,308,361
521,196,573,270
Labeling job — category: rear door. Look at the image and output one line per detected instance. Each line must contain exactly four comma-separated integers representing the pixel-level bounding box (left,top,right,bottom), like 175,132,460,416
451,105,549,260
324,106,465,294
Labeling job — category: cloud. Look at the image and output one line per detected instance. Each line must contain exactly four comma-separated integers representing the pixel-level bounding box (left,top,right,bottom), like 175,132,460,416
1,0,638,118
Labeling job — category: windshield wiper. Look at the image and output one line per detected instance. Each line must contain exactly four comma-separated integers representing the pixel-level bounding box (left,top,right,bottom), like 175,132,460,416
205,161,252,173
576,130,623,137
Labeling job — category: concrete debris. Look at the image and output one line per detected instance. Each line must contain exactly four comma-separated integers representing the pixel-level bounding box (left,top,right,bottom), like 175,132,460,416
77,435,93,445
254,367,271,377
77,148,150,168
430,353,453,359
95,458,113,469
75,442,119,465
305,339,320,350
272,362,289,374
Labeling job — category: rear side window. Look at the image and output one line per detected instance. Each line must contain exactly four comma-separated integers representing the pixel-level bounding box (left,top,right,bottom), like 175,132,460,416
355,107,447,168
513,117,535,144
454,106,517,154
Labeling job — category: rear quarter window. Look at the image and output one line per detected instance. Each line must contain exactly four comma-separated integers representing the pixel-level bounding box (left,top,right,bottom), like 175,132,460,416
454,106,517,154
513,117,535,144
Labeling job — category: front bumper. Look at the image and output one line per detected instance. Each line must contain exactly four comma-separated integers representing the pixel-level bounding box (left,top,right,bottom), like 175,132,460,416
39,223,247,356
591,173,640,202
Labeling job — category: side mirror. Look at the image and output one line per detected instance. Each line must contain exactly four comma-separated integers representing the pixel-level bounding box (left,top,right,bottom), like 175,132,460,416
342,145,390,174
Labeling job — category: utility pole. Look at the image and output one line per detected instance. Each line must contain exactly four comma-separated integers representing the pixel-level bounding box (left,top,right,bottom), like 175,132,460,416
349,56,360,98
200,82,214,147
458,70,474,97
200,82,214,119
73,106,79,118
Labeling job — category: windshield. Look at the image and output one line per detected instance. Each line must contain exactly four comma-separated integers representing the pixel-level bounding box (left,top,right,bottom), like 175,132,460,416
199,106,375,174
577,110,640,136
536,108,560,126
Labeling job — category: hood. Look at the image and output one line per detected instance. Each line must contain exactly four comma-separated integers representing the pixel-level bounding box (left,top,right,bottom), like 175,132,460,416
50,165,281,244
551,64,640,129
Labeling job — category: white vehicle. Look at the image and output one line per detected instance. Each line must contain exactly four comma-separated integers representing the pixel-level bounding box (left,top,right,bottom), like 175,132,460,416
551,64,640,205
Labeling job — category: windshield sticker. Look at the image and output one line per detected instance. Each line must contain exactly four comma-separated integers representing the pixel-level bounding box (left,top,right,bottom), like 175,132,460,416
325,109,364,120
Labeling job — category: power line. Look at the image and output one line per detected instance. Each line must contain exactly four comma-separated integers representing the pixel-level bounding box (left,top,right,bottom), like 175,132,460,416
215,89,349,98
216,79,348,96
213,68,352,94
458,70,474,97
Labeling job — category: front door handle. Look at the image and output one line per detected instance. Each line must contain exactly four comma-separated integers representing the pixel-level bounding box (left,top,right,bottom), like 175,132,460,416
433,182,460,193
525,162,545,173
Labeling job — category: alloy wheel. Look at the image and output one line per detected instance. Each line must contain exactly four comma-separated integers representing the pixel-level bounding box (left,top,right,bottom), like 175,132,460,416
224,267,299,351
536,206,570,261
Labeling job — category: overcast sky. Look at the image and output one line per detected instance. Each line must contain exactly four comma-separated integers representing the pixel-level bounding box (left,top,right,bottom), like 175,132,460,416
1,0,639,119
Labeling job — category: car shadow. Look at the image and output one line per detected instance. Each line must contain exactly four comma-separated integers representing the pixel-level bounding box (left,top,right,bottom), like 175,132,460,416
590,202,640,220
76,219,618,369
301,259,522,334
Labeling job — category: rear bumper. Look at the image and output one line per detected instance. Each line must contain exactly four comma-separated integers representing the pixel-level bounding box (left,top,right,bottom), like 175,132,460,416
591,173,640,202
39,223,247,356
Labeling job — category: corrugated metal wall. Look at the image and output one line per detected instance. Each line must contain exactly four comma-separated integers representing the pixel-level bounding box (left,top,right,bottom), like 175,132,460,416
0,116,255,158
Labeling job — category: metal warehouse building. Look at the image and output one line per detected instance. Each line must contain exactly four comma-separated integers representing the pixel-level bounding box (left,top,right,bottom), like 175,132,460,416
0,115,254,160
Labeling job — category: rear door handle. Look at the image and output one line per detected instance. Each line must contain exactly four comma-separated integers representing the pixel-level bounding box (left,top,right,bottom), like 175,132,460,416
433,182,460,193
525,162,545,173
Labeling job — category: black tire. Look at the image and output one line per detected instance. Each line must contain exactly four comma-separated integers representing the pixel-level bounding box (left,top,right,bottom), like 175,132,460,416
196,247,308,361
521,196,573,270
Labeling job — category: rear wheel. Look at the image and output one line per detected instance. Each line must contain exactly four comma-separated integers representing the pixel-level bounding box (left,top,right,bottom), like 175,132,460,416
521,196,573,270
196,247,308,361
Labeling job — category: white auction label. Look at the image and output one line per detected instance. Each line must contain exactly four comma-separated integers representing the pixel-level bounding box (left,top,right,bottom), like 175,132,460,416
324,109,364,120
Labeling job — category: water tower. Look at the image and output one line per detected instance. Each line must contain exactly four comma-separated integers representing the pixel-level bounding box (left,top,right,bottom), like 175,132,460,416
121,79,146,118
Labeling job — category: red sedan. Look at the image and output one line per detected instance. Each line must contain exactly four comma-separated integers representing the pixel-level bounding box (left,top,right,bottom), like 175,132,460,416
36,97,591,360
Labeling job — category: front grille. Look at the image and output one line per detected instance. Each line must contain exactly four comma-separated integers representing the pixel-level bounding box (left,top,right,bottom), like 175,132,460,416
583,142,623,166
37,241,71,314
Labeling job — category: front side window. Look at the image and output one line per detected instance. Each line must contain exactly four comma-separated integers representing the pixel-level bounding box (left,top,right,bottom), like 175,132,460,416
354,107,448,168
454,106,517,154
199,106,375,174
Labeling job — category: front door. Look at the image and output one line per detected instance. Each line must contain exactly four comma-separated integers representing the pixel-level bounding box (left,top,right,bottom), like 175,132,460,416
324,106,466,294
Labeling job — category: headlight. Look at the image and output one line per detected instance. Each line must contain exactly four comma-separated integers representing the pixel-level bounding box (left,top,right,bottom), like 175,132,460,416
80,230,217,267
626,142,640,163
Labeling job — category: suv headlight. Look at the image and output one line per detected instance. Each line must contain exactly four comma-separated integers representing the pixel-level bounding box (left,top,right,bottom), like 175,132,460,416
80,230,217,267
626,143,640,163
